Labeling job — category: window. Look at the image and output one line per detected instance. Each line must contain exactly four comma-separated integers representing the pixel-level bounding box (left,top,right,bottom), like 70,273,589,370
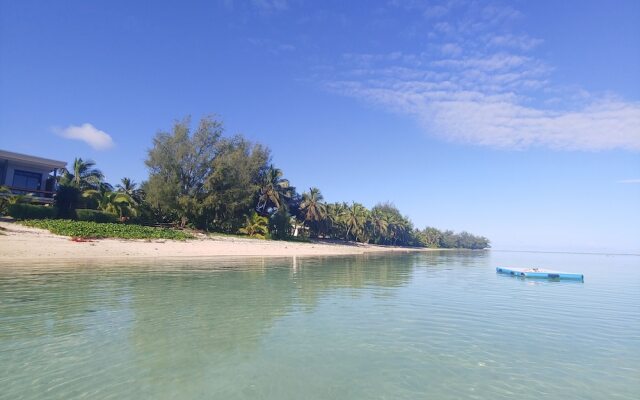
0,162,6,186
12,170,42,191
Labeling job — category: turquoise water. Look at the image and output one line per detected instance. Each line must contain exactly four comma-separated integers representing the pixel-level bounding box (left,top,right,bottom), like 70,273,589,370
1,251,638,399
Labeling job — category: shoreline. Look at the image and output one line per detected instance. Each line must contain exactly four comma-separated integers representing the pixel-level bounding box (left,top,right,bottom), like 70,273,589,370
0,220,449,265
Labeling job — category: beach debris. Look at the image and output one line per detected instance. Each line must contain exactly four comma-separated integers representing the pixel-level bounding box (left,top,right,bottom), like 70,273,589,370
70,236,94,243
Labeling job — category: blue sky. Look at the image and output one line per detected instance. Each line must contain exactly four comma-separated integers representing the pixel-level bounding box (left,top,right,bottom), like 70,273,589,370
1,0,639,252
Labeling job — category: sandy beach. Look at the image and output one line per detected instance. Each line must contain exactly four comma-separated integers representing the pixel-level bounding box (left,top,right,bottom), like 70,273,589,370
0,220,436,264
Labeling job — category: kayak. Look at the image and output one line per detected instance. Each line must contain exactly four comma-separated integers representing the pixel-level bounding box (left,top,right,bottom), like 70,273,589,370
496,267,584,281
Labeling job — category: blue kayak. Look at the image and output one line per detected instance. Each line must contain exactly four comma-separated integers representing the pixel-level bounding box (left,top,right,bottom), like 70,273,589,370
496,267,584,281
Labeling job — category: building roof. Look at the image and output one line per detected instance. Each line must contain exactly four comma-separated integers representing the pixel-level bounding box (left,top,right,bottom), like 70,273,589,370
0,149,66,169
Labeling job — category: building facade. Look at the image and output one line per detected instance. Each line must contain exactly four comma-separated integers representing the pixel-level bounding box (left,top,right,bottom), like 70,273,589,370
0,149,66,204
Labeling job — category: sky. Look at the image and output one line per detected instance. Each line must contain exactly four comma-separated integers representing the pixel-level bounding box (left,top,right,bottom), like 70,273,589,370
1,0,639,253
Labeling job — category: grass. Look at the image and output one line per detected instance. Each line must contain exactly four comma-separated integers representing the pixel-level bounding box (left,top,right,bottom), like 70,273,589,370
20,219,193,240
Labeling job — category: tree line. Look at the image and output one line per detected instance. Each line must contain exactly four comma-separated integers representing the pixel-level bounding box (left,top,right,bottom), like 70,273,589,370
50,115,490,249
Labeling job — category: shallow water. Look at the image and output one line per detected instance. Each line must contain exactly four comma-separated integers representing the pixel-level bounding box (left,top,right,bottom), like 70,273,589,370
1,251,638,399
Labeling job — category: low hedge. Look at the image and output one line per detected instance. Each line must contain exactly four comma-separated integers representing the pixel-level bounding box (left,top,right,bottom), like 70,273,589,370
75,209,118,223
8,204,57,220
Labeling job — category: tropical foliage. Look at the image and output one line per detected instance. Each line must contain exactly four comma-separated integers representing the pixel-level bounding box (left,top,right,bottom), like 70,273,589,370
116,178,144,205
28,115,489,248
257,165,294,214
83,189,137,219
58,158,109,191
300,187,326,236
143,116,271,231
238,212,269,239
7,203,57,220
20,219,192,240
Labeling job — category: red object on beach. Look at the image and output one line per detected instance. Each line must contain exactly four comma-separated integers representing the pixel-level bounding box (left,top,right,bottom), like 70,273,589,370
70,237,94,243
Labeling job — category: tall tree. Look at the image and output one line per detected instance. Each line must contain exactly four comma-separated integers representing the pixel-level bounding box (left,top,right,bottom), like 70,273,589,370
344,202,369,242
300,187,327,237
144,116,223,226
59,158,107,191
116,177,144,205
370,209,389,243
325,202,347,239
256,165,294,214
204,136,270,232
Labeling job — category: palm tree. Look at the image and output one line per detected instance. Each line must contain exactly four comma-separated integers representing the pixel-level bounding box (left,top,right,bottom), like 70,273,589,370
344,202,369,242
256,165,294,214
83,189,137,219
239,212,269,239
116,177,144,205
0,186,33,215
370,209,389,243
300,187,327,236
387,214,411,245
326,202,347,239
59,158,106,191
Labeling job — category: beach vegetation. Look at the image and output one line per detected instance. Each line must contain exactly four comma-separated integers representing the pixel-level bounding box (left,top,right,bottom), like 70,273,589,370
34,114,489,249
54,184,82,218
58,157,109,192
300,187,327,237
116,178,145,206
75,209,119,223
256,165,294,214
20,219,193,240
82,189,138,219
7,203,57,220
238,212,269,239
267,208,293,240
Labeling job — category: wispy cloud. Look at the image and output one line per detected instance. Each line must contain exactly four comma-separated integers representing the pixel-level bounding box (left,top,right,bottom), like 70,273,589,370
324,1,640,151
617,179,640,184
251,0,289,12
55,123,114,150
486,34,543,51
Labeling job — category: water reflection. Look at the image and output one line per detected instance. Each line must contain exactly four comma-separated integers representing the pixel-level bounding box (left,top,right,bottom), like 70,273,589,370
1,251,638,400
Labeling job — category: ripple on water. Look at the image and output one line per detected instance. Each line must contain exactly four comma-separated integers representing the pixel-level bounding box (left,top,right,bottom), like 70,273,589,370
0,252,639,399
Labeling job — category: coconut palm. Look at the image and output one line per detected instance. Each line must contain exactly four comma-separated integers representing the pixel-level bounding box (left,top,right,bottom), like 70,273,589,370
116,177,144,205
59,158,107,191
239,212,269,238
83,189,137,219
344,202,369,242
387,214,411,245
256,165,294,213
370,209,389,242
325,202,347,239
300,187,327,236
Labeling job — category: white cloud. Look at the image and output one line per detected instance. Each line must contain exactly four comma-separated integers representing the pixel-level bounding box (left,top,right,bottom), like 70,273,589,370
56,123,114,150
325,1,640,151
332,80,640,150
486,34,543,51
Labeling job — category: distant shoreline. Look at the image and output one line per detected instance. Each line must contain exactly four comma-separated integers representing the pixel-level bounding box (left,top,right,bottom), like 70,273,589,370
491,249,640,257
0,220,456,265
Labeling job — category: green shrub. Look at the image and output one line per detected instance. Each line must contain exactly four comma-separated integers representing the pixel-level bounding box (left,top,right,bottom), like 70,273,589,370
54,184,81,219
20,219,193,240
75,209,118,223
8,204,57,220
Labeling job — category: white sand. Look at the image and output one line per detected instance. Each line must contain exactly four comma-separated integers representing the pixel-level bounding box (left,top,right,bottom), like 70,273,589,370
0,220,436,264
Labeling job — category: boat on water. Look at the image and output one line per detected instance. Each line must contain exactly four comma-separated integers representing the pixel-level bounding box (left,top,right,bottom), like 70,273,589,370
496,267,584,281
